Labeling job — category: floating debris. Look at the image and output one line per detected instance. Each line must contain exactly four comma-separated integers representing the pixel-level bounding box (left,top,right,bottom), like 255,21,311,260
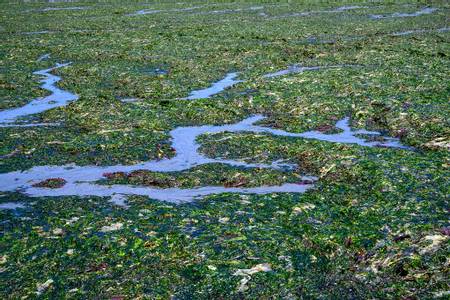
292,203,316,214
419,234,448,255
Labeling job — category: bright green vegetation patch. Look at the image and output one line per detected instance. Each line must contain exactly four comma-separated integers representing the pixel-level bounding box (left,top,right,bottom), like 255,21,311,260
0,0,449,299
0,124,172,173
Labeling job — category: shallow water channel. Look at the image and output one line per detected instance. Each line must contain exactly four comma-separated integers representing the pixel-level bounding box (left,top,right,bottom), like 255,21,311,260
0,61,412,204
0,63,78,126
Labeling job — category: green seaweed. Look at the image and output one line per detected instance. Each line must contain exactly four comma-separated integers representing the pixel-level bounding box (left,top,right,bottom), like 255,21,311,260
0,1,449,299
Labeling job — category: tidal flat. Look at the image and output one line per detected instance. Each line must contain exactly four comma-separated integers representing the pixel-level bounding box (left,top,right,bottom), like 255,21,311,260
0,1,449,299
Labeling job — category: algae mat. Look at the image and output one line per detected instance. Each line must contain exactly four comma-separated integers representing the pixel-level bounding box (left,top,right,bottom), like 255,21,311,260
0,1,449,299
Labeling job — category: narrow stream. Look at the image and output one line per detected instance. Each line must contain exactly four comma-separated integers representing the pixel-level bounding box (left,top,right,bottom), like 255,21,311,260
0,63,78,126
262,64,353,78
370,7,437,19
128,6,204,16
27,7,88,13
272,5,367,19
183,72,241,100
37,53,51,62
391,27,449,36
197,6,264,15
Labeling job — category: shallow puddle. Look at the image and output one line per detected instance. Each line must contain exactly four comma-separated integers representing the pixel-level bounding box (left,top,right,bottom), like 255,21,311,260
0,63,78,126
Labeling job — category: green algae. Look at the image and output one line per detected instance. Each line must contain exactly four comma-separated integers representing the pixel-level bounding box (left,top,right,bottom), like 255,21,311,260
0,1,449,299
100,164,300,189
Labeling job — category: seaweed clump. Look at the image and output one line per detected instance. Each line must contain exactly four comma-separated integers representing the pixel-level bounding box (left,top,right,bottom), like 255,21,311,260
31,178,67,189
